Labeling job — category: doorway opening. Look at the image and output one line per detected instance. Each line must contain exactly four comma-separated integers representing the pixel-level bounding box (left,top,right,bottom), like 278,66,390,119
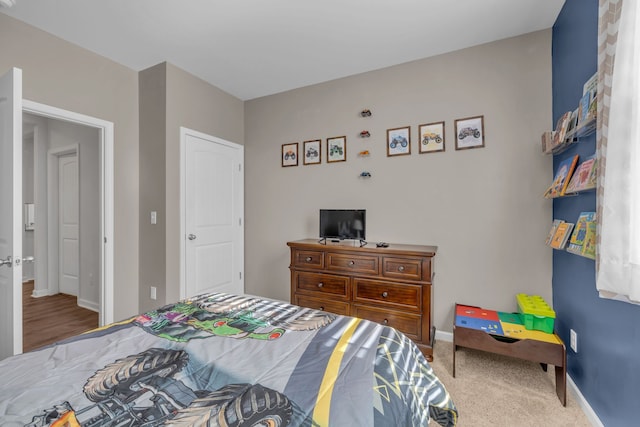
21,101,114,352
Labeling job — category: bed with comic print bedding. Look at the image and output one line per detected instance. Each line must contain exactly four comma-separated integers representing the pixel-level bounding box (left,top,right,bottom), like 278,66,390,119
0,292,458,426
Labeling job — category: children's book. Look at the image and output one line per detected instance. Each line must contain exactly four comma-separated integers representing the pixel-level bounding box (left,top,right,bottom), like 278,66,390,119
567,212,596,254
545,154,579,198
552,112,572,150
546,219,564,246
586,158,598,189
565,156,596,193
581,221,597,259
550,222,574,249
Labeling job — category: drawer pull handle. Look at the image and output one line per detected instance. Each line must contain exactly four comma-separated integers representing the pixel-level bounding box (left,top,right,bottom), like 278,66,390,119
383,319,389,325
305,256,312,262
349,260,355,266
398,265,405,272
319,306,325,311
317,282,324,288
382,291,388,298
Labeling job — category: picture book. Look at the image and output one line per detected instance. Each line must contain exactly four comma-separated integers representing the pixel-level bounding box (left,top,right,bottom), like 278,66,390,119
578,91,592,125
550,222,574,249
552,111,572,150
567,212,596,254
582,221,597,259
545,154,579,198
546,219,564,246
586,158,598,189
565,156,596,194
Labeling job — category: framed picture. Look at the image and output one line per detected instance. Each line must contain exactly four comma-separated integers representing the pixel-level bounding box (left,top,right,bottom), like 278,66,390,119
303,139,321,165
418,121,445,154
455,115,485,150
281,142,298,167
387,126,411,156
327,136,346,163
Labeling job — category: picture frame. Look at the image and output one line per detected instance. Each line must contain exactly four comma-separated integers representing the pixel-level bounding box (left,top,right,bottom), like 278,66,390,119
418,121,445,154
454,115,485,150
303,139,321,165
281,142,298,167
327,136,346,163
386,126,411,157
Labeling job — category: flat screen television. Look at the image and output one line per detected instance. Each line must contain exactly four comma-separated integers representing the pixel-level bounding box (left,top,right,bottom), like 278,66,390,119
319,209,366,242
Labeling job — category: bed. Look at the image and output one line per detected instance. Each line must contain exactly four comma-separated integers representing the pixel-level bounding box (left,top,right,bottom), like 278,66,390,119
0,292,458,426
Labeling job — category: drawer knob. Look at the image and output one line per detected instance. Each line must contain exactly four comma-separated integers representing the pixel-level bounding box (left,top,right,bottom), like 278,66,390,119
383,319,389,325
319,306,325,311
349,260,355,266
317,282,324,288
382,291,388,298
398,265,405,272
305,256,312,262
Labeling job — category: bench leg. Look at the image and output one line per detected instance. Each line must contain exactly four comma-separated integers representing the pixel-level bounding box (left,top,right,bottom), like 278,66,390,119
555,364,567,406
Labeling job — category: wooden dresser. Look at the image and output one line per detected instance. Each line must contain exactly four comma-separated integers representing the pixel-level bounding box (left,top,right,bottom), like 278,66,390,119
287,239,437,360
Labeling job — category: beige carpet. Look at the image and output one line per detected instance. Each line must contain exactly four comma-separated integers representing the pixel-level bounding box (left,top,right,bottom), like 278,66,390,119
428,340,592,427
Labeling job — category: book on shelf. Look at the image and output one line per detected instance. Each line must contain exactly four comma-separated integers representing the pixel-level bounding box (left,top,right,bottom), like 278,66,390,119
551,111,572,151
544,154,579,198
546,219,564,246
550,222,574,249
565,155,597,193
586,158,598,189
581,221,597,259
567,212,596,254
541,131,556,154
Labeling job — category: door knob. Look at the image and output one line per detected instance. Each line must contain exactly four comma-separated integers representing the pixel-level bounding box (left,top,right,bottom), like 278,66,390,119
22,256,35,263
0,256,12,268
188,234,197,241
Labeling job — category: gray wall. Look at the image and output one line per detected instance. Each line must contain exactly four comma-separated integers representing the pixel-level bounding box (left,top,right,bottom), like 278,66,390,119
244,30,554,332
1,13,139,320
138,62,244,312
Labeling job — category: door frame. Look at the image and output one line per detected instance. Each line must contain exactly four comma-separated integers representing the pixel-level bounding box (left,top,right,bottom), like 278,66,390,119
179,127,244,299
23,100,114,326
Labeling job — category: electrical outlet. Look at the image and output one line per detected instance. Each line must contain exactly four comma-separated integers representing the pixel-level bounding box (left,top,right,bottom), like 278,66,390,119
570,329,578,352
150,286,157,300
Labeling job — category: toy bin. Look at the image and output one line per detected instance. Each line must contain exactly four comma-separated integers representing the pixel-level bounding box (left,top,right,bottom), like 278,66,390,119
516,293,556,334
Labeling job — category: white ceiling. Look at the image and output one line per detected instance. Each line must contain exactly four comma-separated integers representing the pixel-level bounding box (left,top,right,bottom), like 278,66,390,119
2,0,565,100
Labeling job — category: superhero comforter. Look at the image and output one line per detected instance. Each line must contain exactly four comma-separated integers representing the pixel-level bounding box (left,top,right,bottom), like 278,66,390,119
0,292,458,426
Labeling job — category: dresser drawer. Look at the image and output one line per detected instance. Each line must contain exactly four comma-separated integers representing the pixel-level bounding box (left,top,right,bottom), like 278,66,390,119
353,305,421,340
295,295,350,316
326,252,379,275
353,279,421,311
382,257,424,281
294,271,349,298
292,249,324,269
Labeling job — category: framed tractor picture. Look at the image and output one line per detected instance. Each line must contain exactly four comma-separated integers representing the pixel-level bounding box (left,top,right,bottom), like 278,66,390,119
327,136,346,163
303,139,321,165
419,121,445,154
282,142,299,167
387,126,411,157
455,115,485,150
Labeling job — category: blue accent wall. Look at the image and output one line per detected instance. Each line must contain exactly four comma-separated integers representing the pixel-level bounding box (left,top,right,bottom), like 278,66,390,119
553,1,640,425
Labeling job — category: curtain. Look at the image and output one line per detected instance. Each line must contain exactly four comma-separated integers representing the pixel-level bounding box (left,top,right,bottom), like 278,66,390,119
596,0,640,303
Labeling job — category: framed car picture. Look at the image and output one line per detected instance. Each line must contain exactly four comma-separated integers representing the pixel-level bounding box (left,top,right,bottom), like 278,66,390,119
327,136,346,163
282,142,298,167
387,126,411,157
418,121,445,154
303,139,321,165
455,115,485,150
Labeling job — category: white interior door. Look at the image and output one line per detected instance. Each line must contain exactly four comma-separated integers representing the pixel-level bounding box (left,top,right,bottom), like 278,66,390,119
58,153,79,296
0,68,23,359
183,129,244,298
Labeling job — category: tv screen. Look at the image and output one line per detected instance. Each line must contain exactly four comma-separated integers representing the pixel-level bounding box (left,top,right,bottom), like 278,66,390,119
319,209,366,241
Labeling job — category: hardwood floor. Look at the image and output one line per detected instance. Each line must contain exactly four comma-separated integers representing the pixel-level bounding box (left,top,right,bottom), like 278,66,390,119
22,281,98,352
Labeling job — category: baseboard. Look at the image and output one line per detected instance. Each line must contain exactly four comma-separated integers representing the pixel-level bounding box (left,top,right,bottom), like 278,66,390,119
434,329,603,427
30,288,52,298
78,298,100,313
567,375,604,427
